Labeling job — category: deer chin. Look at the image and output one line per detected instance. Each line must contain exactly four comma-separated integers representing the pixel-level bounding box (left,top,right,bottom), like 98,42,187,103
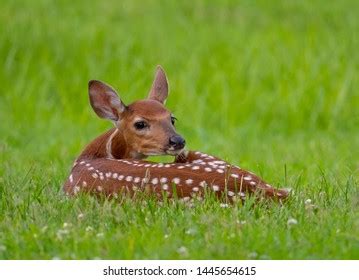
165,148,184,156
141,149,167,157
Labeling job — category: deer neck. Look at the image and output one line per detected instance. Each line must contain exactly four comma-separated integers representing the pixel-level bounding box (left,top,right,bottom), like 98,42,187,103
78,128,146,160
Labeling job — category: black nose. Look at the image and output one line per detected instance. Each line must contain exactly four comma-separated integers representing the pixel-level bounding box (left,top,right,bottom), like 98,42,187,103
169,135,186,149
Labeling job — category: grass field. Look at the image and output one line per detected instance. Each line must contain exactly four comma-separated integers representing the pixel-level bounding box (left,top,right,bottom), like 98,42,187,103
0,0,359,259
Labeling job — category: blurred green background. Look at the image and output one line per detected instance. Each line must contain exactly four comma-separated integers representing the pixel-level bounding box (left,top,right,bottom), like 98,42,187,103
0,0,358,259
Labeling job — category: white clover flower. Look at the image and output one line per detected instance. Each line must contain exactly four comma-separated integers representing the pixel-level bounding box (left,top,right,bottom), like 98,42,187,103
177,246,189,257
85,226,93,232
287,218,298,226
220,203,229,208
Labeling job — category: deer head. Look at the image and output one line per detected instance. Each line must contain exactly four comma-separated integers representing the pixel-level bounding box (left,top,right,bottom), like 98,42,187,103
88,66,186,159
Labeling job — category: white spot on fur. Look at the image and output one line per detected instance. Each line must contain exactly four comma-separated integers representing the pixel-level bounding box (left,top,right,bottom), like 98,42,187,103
112,173,118,179
191,166,200,170
165,164,171,168
231,174,239,178
177,166,185,169
92,173,98,179
69,174,73,183
79,161,86,165
208,163,218,168
96,186,103,191
250,181,256,186
125,176,133,182
118,175,124,180
185,179,193,185
134,177,141,183
105,172,111,178
162,184,169,190
212,185,219,191
216,169,224,173
82,181,87,187
244,176,252,181
151,178,159,184
160,177,168,183
192,187,199,192
205,167,212,172
88,167,94,171
199,181,206,187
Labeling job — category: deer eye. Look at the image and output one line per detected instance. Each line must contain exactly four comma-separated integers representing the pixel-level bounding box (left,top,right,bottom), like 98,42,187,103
171,116,177,125
134,121,148,130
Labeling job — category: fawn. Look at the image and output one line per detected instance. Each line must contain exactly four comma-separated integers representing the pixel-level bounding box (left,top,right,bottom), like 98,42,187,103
63,66,289,202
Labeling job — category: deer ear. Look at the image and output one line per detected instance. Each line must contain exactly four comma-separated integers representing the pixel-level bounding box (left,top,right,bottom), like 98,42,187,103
148,65,169,104
88,80,126,122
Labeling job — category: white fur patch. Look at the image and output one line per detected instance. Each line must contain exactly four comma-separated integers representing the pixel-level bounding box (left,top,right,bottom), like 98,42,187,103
185,179,193,185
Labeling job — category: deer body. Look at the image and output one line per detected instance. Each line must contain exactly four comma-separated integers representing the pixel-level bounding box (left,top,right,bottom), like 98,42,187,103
63,67,289,202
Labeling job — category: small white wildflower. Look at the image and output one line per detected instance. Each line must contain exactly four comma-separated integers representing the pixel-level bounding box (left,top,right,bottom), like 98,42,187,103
260,254,270,260
63,222,71,228
85,226,93,232
220,203,229,208
305,199,312,205
287,218,298,226
56,229,69,240
248,252,258,259
57,229,69,235
77,213,84,220
177,246,189,257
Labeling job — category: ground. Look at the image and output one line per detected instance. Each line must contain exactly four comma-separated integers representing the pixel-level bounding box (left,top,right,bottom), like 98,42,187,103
0,0,358,259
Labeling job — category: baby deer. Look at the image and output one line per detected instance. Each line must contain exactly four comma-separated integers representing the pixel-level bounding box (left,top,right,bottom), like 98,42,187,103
63,66,289,202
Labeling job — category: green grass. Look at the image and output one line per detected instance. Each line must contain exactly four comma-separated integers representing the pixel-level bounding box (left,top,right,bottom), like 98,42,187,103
0,0,359,259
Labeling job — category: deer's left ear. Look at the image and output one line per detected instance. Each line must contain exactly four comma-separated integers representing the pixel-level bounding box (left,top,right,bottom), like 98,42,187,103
148,65,169,104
